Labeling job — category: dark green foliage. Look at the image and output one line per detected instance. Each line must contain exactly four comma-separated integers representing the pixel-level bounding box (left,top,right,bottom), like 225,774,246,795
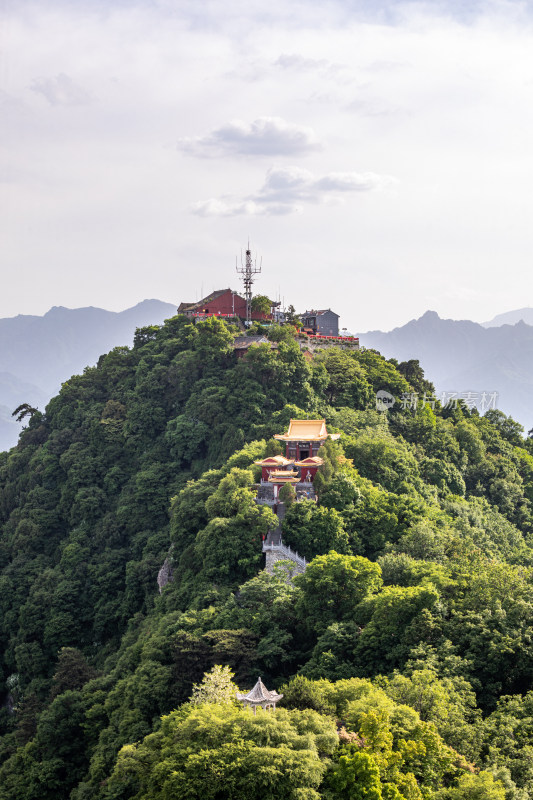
282,503,350,560
295,552,383,633
278,482,296,507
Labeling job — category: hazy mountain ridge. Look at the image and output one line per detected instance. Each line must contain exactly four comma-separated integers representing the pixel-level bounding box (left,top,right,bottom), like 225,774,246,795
0,299,177,450
359,310,533,430
483,307,533,327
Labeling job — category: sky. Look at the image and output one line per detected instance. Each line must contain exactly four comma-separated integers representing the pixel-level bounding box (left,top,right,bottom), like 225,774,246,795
2,0,533,332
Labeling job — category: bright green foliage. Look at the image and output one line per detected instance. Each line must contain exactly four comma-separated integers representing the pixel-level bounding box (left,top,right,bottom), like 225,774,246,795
481,691,533,795
107,702,337,800
484,410,524,448
354,585,440,674
353,350,410,397
283,676,468,799
314,349,373,409
435,771,506,799
190,665,239,705
338,476,425,559
326,750,384,799
343,431,422,495
379,668,482,760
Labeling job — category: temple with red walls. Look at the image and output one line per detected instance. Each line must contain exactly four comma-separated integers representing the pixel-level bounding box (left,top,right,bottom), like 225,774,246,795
178,289,274,321
255,419,339,505
257,419,340,573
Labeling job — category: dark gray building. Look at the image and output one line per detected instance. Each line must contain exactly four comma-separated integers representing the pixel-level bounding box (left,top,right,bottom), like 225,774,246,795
301,309,340,337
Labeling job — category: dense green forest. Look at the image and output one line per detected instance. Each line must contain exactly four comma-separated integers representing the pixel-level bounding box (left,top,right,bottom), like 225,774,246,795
1,314,533,799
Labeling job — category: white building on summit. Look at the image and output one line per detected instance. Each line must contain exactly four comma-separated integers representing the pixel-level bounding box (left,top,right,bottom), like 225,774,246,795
236,678,283,714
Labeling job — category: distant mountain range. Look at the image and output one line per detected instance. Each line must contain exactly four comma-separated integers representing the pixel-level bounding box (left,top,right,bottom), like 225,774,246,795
482,308,533,327
0,300,177,451
359,310,533,433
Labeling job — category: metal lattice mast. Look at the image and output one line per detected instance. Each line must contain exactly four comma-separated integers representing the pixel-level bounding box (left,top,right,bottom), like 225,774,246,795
236,243,262,323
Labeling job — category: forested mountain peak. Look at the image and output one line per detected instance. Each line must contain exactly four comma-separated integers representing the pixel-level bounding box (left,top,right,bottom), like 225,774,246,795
1,314,533,799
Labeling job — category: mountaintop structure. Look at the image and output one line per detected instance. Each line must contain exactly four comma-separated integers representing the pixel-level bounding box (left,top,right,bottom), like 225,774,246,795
178,288,275,323
236,678,283,714
301,309,340,337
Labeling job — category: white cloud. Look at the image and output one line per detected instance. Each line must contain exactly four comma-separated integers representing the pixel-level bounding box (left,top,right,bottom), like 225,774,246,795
346,97,406,117
191,198,297,216
177,117,322,158
274,53,347,76
30,73,92,106
191,165,395,216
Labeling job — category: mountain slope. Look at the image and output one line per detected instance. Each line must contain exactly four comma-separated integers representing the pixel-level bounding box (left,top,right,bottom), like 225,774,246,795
1,315,533,798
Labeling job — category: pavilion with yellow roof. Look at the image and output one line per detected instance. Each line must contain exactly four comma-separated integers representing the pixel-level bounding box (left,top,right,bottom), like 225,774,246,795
274,419,340,461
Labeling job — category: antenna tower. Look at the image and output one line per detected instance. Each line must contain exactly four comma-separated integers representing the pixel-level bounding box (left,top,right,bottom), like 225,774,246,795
236,242,261,324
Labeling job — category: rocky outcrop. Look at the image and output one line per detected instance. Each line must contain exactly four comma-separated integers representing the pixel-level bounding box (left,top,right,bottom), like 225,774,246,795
157,557,174,593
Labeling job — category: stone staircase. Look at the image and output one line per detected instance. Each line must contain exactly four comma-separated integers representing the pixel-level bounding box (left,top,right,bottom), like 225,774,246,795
262,502,306,575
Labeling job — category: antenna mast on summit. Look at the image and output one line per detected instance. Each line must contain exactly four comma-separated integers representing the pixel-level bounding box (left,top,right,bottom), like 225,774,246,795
236,242,261,324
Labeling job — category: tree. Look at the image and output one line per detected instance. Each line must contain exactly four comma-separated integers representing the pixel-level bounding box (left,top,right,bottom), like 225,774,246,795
343,431,422,494
107,702,338,800
279,482,296,507
314,349,373,409
285,304,301,327
435,771,506,799
354,585,440,674
190,665,239,705
50,647,98,699
12,403,39,423
326,750,384,800
295,551,383,633
484,409,524,447
397,359,435,396
251,295,273,316
320,474,362,512
282,502,350,560
381,668,482,759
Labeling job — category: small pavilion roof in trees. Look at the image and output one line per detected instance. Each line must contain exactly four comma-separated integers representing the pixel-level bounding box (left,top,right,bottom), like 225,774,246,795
274,419,340,442
236,678,283,713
